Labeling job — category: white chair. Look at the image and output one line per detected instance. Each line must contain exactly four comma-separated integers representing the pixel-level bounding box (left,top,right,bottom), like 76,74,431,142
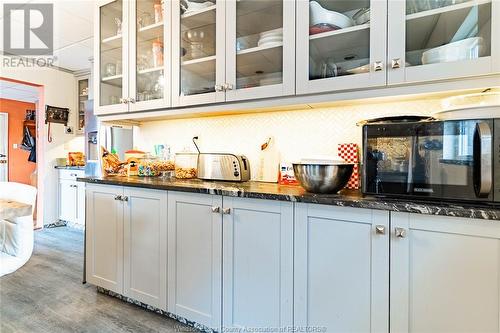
0,182,37,277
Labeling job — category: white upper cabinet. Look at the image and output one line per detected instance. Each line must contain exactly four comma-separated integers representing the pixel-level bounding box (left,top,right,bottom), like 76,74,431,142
129,0,172,112
296,0,388,94
95,0,171,115
96,0,129,115
172,0,226,106
94,0,500,115
387,0,500,84
225,0,295,101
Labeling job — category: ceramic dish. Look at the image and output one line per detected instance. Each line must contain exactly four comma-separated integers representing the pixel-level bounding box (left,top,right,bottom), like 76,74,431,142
184,0,214,14
421,37,485,65
257,36,283,47
309,1,354,29
259,28,283,38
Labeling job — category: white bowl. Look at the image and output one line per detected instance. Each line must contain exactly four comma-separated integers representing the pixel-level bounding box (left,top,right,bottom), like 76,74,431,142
421,37,485,65
257,36,283,47
184,0,214,13
309,1,354,29
259,28,283,38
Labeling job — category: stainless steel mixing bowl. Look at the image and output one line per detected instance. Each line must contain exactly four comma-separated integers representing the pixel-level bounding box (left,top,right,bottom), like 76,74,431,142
292,163,355,194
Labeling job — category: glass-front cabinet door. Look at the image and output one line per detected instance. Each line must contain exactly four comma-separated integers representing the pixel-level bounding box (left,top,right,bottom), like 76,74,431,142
388,0,499,84
225,0,295,101
95,0,129,115
172,0,225,106
129,0,171,111
296,0,387,95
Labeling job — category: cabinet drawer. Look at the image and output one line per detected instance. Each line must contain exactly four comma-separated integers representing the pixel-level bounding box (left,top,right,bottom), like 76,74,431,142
59,169,85,180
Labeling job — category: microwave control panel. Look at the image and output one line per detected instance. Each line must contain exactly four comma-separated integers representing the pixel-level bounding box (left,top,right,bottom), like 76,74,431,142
495,119,500,202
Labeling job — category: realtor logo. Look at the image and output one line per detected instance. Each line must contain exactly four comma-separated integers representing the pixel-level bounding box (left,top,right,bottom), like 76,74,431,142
3,3,53,56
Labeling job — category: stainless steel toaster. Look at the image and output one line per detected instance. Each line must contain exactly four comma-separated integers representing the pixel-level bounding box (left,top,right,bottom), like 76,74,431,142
197,153,250,182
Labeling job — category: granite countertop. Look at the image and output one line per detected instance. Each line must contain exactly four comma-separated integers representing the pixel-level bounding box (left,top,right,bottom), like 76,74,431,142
55,165,86,170
78,176,500,221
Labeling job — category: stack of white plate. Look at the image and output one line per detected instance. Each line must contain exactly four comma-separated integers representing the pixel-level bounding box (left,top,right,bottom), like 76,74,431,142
421,37,485,65
257,28,283,47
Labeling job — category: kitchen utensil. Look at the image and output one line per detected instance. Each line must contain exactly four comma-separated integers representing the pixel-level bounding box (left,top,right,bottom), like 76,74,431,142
451,5,478,43
309,1,354,29
309,23,340,35
114,17,122,35
421,37,485,65
183,0,214,14
154,3,163,23
175,152,198,179
293,161,354,194
441,90,500,110
104,63,117,77
197,153,251,182
152,39,164,67
352,8,370,25
257,137,280,183
138,12,153,28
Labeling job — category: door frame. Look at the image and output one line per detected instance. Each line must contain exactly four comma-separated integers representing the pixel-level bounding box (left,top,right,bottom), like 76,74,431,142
0,112,8,182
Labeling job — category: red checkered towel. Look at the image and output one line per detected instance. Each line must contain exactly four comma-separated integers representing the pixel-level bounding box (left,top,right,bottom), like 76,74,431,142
338,143,360,190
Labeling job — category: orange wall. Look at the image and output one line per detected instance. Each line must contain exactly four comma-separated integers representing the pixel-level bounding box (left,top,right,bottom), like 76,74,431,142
0,98,37,185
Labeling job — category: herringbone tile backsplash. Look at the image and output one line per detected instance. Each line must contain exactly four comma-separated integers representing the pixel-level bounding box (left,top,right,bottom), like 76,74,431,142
135,98,440,180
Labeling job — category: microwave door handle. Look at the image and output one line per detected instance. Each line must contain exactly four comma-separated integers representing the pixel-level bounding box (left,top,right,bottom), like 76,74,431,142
474,122,493,197
406,136,417,193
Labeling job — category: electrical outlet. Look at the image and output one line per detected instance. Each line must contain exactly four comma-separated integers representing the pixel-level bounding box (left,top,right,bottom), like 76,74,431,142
13,144,18,149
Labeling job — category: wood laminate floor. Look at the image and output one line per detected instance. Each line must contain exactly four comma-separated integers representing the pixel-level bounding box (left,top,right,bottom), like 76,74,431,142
0,227,184,333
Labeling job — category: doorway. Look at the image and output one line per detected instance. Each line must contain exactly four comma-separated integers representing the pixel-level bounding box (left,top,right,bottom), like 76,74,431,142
0,113,7,181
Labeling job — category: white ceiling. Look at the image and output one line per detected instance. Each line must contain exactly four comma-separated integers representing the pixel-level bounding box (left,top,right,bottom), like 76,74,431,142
0,80,39,103
0,0,94,72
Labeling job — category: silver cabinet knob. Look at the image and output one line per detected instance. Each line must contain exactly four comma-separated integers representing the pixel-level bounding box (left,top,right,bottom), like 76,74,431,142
395,227,406,238
215,84,224,92
375,225,386,235
128,97,136,104
121,196,129,202
223,83,234,91
211,206,220,213
373,61,384,72
114,195,122,201
391,58,401,69
222,208,231,215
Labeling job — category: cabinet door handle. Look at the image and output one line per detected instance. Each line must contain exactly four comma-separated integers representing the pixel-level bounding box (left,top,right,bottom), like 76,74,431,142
395,227,406,238
222,208,231,215
373,61,384,72
391,58,401,69
114,195,122,201
223,83,234,91
70,185,78,188
70,173,78,177
128,97,136,104
121,196,129,202
215,84,224,92
375,225,386,235
211,206,220,213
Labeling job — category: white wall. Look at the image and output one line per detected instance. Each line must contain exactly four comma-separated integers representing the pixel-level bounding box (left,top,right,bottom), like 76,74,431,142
1,57,84,226
135,98,440,180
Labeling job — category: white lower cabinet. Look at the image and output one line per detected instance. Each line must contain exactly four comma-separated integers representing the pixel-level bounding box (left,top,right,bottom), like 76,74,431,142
123,187,168,309
86,184,500,333
391,212,500,333
222,197,293,331
86,184,124,293
86,184,167,305
294,204,390,333
167,192,222,330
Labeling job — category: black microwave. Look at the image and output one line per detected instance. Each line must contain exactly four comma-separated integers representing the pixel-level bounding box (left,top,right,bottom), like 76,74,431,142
362,118,499,203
